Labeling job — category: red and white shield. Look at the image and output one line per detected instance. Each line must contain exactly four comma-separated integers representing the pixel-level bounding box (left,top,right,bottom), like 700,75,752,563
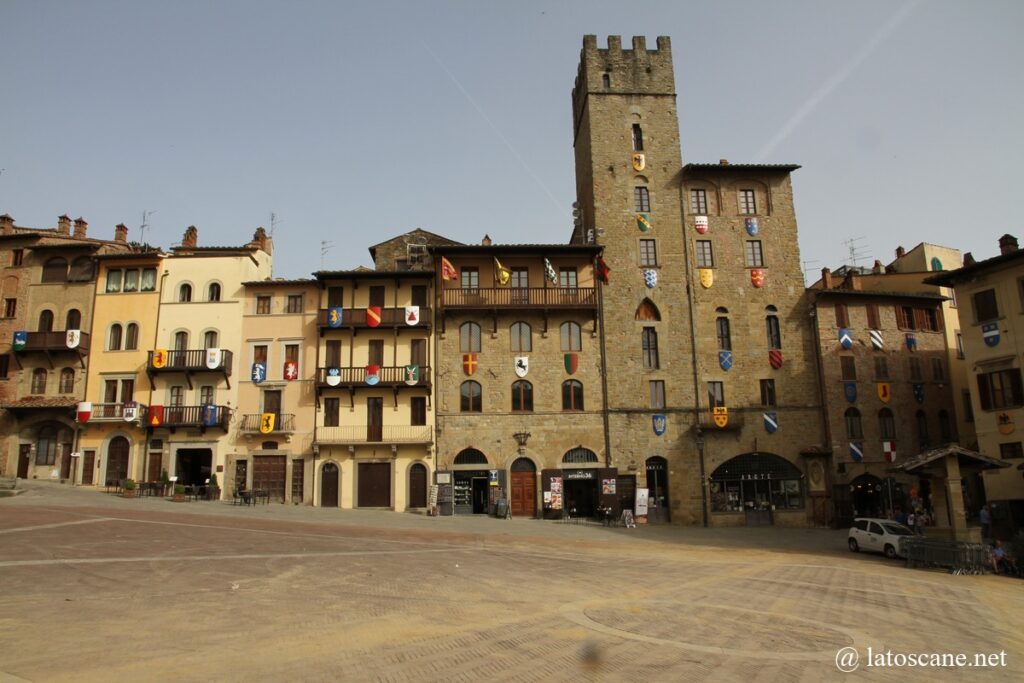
883,441,896,463
694,216,708,234
768,349,783,369
751,268,766,288
76,401,92,423
366,306,382,328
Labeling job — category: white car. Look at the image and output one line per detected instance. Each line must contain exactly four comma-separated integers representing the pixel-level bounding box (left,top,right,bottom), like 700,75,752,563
848,518,915,559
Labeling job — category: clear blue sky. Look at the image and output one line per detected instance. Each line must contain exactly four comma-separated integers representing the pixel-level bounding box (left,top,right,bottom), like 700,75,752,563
2,0,1021,280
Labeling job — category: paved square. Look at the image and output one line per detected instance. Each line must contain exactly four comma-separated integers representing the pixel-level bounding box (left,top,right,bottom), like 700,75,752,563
1,482,1022,681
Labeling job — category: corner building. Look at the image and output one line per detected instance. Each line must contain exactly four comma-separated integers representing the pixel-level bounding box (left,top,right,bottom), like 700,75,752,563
571,36,825,526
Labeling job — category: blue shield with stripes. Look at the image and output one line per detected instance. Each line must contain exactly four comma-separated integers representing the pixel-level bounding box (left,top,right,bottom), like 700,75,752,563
763,411,778,433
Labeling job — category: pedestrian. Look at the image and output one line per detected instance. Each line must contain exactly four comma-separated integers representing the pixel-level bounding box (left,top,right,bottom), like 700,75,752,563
980,504,991,541
907,510,916,533
895,508,907,525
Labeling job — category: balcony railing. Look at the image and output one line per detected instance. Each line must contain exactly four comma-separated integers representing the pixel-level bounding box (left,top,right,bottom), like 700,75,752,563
316,425,433,445
155,404,231,430
240,413,296,433
316,366,431,388
16,331,91,353
318,307,431,329
90,403,149,422
441,287,597,309
147,349,233,374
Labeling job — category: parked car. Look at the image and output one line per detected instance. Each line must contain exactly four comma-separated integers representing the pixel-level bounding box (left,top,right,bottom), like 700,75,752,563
848,518,915,559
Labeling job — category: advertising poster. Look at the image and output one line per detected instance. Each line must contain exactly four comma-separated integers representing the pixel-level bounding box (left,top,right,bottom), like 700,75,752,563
550,476,563,510
635,488,649,516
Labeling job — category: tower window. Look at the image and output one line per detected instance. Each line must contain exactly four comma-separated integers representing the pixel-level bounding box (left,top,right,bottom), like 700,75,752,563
634,187,651,212
690,189,708,215
602,73,610,88
745,241,764,267
739,189,757,215
632,124,644,152
639,239,658,266
696,241,714,268
642,327,659,369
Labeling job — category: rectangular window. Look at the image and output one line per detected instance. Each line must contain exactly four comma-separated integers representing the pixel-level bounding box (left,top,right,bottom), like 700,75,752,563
325,340,342,367
896,305,916,330
639,239,658,266
766,315,782,350
169,386,184,407
690,189,708,215
323,398,340,427
411,285,428,307
963,390,974,423
2,299,13,317
559,268,577,289
253,345,268,365
631,124,644,151
931,358,946,382
739,189,757,214
410,397,427,426
874,356,889,380
999,443,1023,460
955,331,965,359
977,369,1024,410
745,241,764,267
973,289,999,322
510,268,529,301
368,286,385,308
327,286,344,307
707,381,725,408
123,269,139,292
460,268,479,291
105,269,122,293
835,303,849,328
866,303,880,329
285,344,299,375
760,379,776,407
909,357,922,381
410,339,427,367
0,354,9,379
649,380,665,409
840,356,857,381
120,379,134,403
696,241,714,268
634,187,651,212
286,294,303,313
716,317,731,351
642,327,659,369
12,249,24,266
256,296,271,314
140,268,157,291
367,340,384,367
200,385,214,405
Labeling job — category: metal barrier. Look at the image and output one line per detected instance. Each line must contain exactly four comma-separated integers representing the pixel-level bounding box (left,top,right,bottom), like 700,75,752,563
903,537,988,575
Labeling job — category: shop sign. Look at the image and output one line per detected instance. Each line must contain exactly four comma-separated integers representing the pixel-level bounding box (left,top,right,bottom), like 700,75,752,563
564,469,595,480
635,488,649,516
489,470,499,486
741,473,772,480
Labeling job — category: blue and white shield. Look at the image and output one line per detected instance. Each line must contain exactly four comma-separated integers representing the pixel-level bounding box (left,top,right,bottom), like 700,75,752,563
838,328,853,349
850,442,864,462
912,383,925,403
745,217,759,236
763,411,778,433
327,307,344,328
869,329,883,350
12,330,27,351
652,414,667,436
982,323,1000,348
719,351,733,371
251,362,266,384
843,382,857,403
905,333,917,351
643,269,658,289
202,404,219,427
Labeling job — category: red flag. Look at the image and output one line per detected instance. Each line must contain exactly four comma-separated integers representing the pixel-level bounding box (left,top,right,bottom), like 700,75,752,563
440,257,458,281
595,257,610,284
149,405,165,427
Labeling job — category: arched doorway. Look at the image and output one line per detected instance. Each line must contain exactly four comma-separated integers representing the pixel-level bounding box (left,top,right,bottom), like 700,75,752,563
321,463,339,508
561,447,599,517
850,474,884,518
105,436,130,485
510,458,536,518
646,456,670,524
453,448,490,514
710,452,805,526
409,463,427,508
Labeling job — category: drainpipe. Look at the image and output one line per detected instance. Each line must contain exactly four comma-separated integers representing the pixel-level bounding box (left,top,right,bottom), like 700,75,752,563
596,271,612,468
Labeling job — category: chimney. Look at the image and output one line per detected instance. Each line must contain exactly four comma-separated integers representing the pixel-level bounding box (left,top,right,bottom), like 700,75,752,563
719,159,729,166
998,234,1018,255
895,246,905,259
842,270,862,291
73,217,88,238
181,225,198,248
820,267,832,289
114,223,129,243
0,214,13,236
249,226,268,252
57,214,71,235
963,252,976,266
872,259,884,275
481,234,492,246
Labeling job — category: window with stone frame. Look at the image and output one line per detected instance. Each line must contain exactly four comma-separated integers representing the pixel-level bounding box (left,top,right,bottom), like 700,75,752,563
840,356,857,381
878,408,897,440
58,368,75,393
908,356,922,381
874,356,890,380
835,303,850,328
31,368,47,394
3,298,16,317
510,322,532,352
696,240,714,268
511,380,533,412
649,380,665,409
639,239,658,266
562,380,584,411
690,189,708,215
931,357,946,382
972,288,998,323
632,124,644,151
845,408,863,439
460,380,482,412
760,379,776,407
707,381,725,408
641,327,659,369
716,315,732,350
738,189,757,214
866,303,881,329
634,187,651,212
977,369,1024,410
256,295,271,314
765,307,782,349
745,240,764,267
561,321,582,352
460,322,481,353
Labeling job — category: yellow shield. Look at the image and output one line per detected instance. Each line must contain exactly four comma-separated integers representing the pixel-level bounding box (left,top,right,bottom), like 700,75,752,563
259,413,275,434
876,382,891,403
632,153,645,171
699,268,714,289
712,406,728,428
152,348,168,369
997,412,1015,435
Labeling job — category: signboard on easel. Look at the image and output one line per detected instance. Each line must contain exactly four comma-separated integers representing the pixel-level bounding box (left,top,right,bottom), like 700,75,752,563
635,488,649,517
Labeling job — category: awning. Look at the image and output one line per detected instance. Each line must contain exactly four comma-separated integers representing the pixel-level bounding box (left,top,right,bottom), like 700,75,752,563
896,444,1010,473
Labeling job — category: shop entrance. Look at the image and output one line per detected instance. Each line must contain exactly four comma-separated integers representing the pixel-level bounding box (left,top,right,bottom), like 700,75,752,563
176,448,212,485
850,474,884,518
510,458,536,518
105,437,130,485
454,470,490,514
646,456,671,524
563,470,598,517
322,463,339,507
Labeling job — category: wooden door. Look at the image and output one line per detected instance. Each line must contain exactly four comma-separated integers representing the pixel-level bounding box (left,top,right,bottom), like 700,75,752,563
410,339,426,367
105,437,130,485
291,458,304,503
82,450,95,485
17,445,31,478
358,462,391,507
408,463,427,508
235,460,248,492
147,452,162,483
263,390,282,423
510,458,536,518
321,463,339,507
369,286,385,307
367,397,383,442
253,456,286,502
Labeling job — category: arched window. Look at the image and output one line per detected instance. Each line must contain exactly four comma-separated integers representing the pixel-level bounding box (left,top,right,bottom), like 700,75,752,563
460,322,481,353
454,448,488,465
511,380,533,412
560,321,581,352
31,368,47,394
108,324,123,351
65,309,81,330
916,410,930,450
562,447,598,464
635,299,661,321
710,452,804,512
203,330,218,349
510,322,532,352
41,257,67,283
125,323,139,350
938,410,953,443
174,331,188,350
59,368,75,393
460,381,482,412
765,305,782,349
36,425,58,465
716,316,731,350
69,256,94,282
844,408,863,439
562,380,584,411
38,310,54,332
879,408,897,440
178,283,192,302
208,282,221,302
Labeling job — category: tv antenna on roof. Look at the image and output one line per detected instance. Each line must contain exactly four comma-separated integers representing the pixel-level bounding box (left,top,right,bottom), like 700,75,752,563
843,236,868,269
269,211,280,237
140,210,155,244
321,240,334,270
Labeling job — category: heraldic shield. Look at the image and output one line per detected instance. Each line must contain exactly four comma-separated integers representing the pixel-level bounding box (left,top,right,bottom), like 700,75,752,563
905,333,917,351
514,356,529,378
152,348,168,369
76,402,92,423
405,306,420,326
259,413,276,434
365,365,380,386
838,329,853,349
148,405,164,427
694,215,709,234
745,217,759,236
462,353,478,376
251,362,266,384
750,268,766,288
652,414,667,436
912,383,925,403
768,349,783,369
366,306,382,328
844,382,857,403
850,442,864,462
632,152,645,171
719,351,733,371
763,411,778,433
636,213,652,232
66,329,81,349
643,269,658,289
699,268,713,288
877,382,891,403
326,367,341,386
983,323,1000,347
206,347,222,369
12,331,27,351
712,406,729,428
123,401,138,422
564,353,578,375
870,329,883,350
404,364,420,385
328,306,343,328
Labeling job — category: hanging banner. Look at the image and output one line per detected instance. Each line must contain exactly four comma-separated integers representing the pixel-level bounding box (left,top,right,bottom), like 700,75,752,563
543,258,557,284
152,348,168,369
440,256,458,281
905,333,917,351
595,258,610,284
259,413,275,434
148,405,164,427
404,364,420,386
66,329,81,349
76,401,92,423
326,367,342,386
328,307,344,328
405,306,420,326
494,258,511,286
284,361,298,381
694,216,709,234
366,306,382,328
514,356,529,378
365,365,380,386
251,362,267,384
12,331,28,351
206,347,222,369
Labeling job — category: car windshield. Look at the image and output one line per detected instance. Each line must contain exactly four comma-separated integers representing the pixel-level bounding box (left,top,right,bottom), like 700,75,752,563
882,523,914,535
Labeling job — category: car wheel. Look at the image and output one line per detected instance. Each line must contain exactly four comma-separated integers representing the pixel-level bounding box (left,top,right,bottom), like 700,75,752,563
848,538,859,552
884,544,897,560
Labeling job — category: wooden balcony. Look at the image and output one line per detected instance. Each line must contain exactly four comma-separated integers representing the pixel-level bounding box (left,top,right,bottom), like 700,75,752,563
316,425,433,445
317,307,431,331
316,366,431,389
13,331,91,368
151,404,231,431
441,287,597,309
146,349,233,390
239,413,297,434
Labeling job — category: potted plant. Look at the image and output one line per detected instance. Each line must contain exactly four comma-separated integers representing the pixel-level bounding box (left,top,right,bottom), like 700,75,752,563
207,473,220,501
172,483,187,502
122,479,137,498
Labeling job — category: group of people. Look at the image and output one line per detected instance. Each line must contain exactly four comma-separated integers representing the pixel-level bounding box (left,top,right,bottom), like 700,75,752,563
979,504,1020,576
891,507,930,534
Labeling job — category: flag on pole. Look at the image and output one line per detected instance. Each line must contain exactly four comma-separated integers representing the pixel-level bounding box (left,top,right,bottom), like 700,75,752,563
595,257,610,284
440,257,458,281
543,258,557,284
494,258,511,285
